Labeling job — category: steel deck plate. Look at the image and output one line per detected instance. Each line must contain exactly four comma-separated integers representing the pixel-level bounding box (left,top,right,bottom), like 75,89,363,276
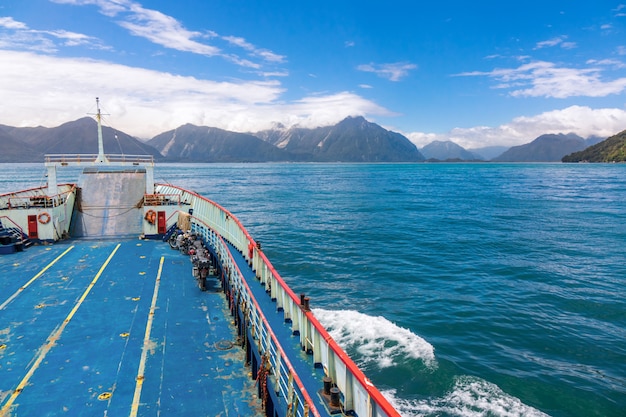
0,239,263,417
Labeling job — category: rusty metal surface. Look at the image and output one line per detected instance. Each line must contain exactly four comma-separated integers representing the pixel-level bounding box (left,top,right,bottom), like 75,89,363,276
73,169,146,238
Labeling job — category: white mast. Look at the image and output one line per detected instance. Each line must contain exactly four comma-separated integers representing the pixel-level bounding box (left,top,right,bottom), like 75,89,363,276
94,97,109,163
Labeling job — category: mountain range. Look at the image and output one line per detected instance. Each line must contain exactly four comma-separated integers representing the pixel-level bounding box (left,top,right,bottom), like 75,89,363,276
252,116,424,162
492,133,603,162
562,130,626,162
149,124,286,162
0,117,160,162
0,116,621,163
420,140,482,161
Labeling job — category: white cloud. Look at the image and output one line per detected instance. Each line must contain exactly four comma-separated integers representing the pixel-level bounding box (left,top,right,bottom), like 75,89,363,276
457,60,626,98
404,106,626,149
51,0,125,16
357,62,417,81
534,36,577,50
586,58,626,69
613,4,626,17
0,16,108,52
48,29,109,48
0,50,390,138
282,92,392,128
535,37,564,49
0,17,28,30
222,35,286,63
404,132,442,148
117,14,221,56
52,0,284,69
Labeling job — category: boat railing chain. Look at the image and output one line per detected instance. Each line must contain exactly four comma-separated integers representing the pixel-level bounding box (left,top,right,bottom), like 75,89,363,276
258,353,270,410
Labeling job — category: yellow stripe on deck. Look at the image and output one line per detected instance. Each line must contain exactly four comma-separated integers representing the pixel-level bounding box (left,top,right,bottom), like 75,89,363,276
0,245,75,311
130,256,165,417
0,244,121,417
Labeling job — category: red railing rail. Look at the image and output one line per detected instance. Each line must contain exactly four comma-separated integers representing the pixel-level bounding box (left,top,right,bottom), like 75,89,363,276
0,184,76,210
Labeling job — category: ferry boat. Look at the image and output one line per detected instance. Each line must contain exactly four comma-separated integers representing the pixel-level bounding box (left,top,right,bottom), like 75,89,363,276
0,100,401,417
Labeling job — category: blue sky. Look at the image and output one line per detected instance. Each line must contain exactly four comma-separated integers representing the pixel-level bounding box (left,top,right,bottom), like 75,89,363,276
1,0,626,149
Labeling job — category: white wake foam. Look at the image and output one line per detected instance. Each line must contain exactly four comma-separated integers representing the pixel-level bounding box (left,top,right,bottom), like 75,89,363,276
382,376,550,417
312,308,548,417
312,308,436,368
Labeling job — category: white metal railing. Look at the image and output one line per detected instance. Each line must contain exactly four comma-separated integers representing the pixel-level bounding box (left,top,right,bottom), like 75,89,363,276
155,183,399,417
190,219,316,417
143,193,181,206
0,216,25,237
0,184,76,210
44,154,154,164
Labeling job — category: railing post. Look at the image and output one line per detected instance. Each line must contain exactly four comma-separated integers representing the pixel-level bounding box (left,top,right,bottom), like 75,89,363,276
275,350,282,394
145,165,154,194
46,164,58,196
313,328,322,365
265,323,271,355
287,372,294,410
344,372,354,411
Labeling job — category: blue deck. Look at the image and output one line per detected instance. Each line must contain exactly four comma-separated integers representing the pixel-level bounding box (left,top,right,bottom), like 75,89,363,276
0,238,264,417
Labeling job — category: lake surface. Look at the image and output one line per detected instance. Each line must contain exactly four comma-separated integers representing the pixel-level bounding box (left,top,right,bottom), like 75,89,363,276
1,162,625,417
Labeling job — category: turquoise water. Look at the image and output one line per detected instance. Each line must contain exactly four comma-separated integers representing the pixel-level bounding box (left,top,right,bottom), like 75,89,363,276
1,162,625,417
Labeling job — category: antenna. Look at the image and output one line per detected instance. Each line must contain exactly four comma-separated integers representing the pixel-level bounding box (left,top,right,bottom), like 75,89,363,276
94,97,109,163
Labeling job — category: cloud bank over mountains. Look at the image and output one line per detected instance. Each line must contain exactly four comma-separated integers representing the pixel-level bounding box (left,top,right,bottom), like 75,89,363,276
406,105,626,149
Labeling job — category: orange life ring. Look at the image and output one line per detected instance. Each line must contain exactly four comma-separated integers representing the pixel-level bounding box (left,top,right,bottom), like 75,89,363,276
38,212,51,224
144,209,156,225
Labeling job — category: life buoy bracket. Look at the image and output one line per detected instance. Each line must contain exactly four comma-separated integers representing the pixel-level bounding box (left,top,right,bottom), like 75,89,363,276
38,212,51,224
144,209,156,225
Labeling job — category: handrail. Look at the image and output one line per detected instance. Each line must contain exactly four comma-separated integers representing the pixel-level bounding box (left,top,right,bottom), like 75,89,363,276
155,183,400,417
143,193,181,206
44,154,154,164
0,216,25,235
0,184,76,210
190,217,320,417
0,183,75,198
